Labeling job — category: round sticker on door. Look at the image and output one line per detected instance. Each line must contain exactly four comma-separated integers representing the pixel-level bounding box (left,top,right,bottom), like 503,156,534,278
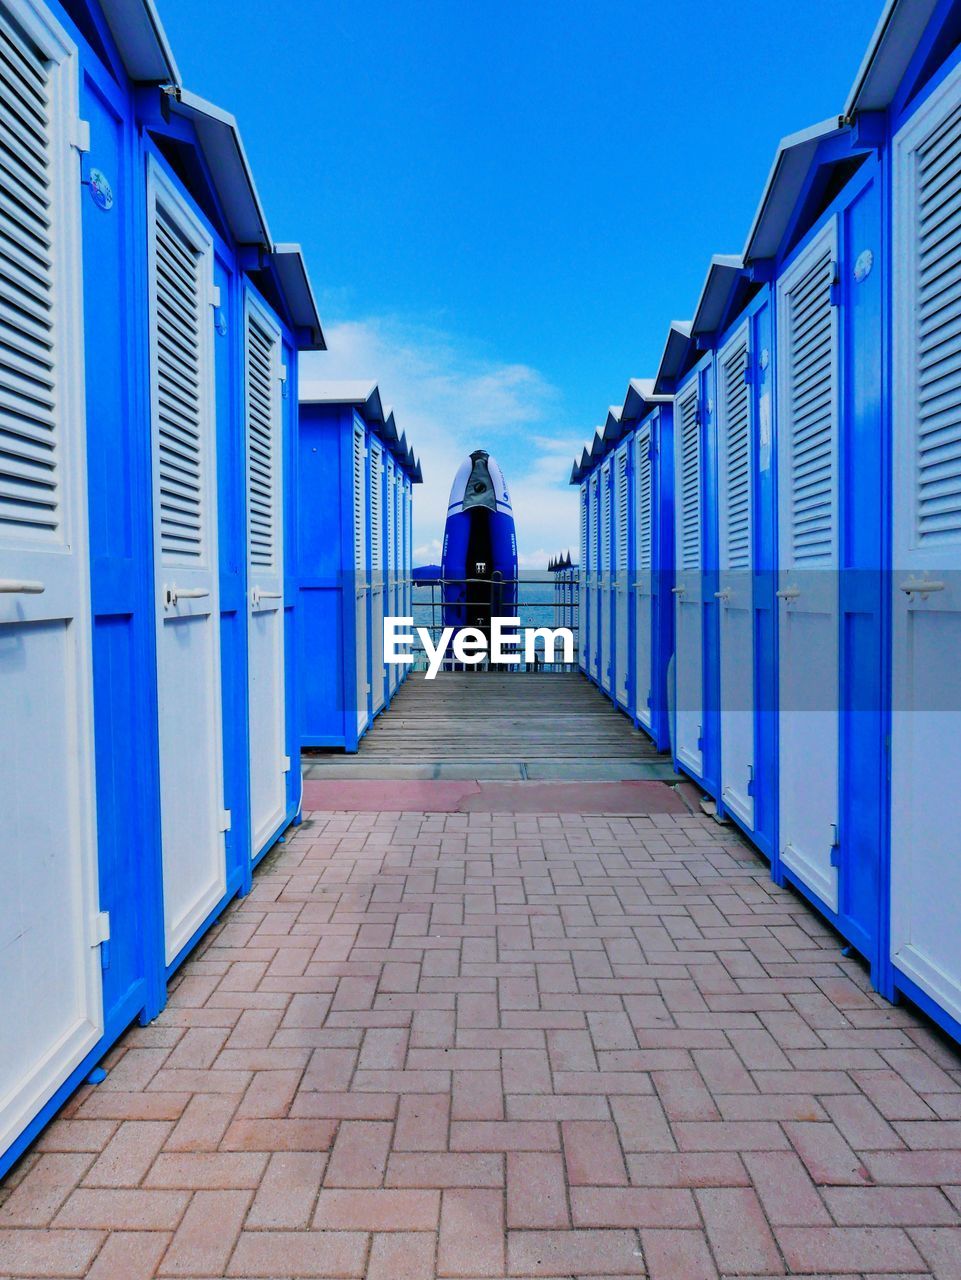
854,249,873,282
88,168,114,211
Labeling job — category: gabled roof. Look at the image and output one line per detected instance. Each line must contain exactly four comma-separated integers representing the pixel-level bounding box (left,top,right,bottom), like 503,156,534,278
621,377,671,424
99,0,180,83
382,409,398,445
653,321,694,395
602,405,623,445
165,88,270,247
691,255,745,338
300,380,386,425
845,0,941,115
742,116,849,263
268,245,325,350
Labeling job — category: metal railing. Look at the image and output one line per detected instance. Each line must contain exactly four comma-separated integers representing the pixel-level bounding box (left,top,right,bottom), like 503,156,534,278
409,573,580,673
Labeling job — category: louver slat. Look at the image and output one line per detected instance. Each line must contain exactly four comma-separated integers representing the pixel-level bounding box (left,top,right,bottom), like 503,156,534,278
152,207,205,559
722,343,751,570
353,428,365,573
579,488,587,577
246,312,278,568
916,102,961,542
679,389,700,570
0,10,58,537
785,249,835,562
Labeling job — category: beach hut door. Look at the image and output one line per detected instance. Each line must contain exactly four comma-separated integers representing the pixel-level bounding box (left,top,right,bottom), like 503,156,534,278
717,324,755,828
891,75,961,1021
147,165,227,961
244,297,287,856
674,384,704,775
0,4,104,1158
776,221,840,911
633,424,654,728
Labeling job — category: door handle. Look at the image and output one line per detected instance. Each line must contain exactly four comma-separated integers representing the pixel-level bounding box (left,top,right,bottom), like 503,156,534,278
0,579,45,594
714,589,731,603
899,578,945,597
776,585,801,601
672,586,686,595
252,589,283,608
164,586,210,607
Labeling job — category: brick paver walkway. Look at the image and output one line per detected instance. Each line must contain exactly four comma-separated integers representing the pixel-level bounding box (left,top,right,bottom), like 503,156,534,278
2,808,961,1278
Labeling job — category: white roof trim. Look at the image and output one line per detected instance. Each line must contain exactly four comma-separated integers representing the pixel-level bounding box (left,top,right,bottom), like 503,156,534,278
268,244,325,350
98,0,180,83
691,254,745,337
621,377,671,424
844,0,941,116
167,88,271,248
299,380,386,425
743,116,849,263
653,321,694,394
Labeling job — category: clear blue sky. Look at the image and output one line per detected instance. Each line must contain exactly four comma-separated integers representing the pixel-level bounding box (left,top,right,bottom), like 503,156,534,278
159,0,882,564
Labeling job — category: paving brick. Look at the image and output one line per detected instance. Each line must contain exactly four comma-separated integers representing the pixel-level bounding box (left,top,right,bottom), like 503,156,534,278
386,1152,504,1187
324,1119,394,1186
640,1227,720,1280
563,1120,628,1185
697,1186,784,1274
743,1150,831,1226
0,1228,105,1277
84,1121,172,1188
776,1225,927,1274
570,1186,698,1228
158,1188,250,1276
395,1093,450,1151
221,1115,338,1150
367,1231,436,1280
247,1152,327,1228
313,1187,439,1230
53,1188,189,1230
0,1154,94,1226
84,1230,171,1280
438,1188,504,1276
451,1119,559,1151
507,1151,570,1228
164,1093,238,1152
226,1229,368,1277
508,1227,646,1275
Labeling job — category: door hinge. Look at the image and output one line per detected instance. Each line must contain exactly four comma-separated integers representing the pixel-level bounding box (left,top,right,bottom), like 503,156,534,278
72,119,91,153
219,810,232,833
92,910,110,970
743,364,753,386
282,755,291,773
279,362,288,383
696,726,704,752
746,764,755,796
829,823,841,865
829,260,841,307
210,284,221,307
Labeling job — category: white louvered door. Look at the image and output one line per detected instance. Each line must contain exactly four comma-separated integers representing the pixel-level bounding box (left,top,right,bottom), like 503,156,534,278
589,474,599,680
776,221,840,910
386,459,398,695
600,461,612,692
717,324,755,828
369,440,385,713
891,69,961,1021
579,484,588,670
352,424,369,735
674,383,703,775
614,445,630,705
633,424,654,729
0,1,103,1160
244,295,286,857
147,162,226,961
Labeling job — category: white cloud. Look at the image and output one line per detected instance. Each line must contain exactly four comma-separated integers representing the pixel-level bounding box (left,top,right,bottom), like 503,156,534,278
300,314,582,569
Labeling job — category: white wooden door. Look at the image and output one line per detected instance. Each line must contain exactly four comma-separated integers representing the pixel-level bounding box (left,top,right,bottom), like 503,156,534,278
633,424,654,729
600,460,612,692
579,484,588,669
369,440,385,713
717,324,756,828
589,474,599,680
0,0,103,1158
244,295,287,857
776,221,840,910
147,162,227,961
352,424,369,735
674,384,703,774
614,446,630,704
386,458,398,695
891,71,961,1021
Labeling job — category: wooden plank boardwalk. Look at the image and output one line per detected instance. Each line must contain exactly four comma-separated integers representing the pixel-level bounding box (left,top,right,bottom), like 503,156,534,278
303,672,680,781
